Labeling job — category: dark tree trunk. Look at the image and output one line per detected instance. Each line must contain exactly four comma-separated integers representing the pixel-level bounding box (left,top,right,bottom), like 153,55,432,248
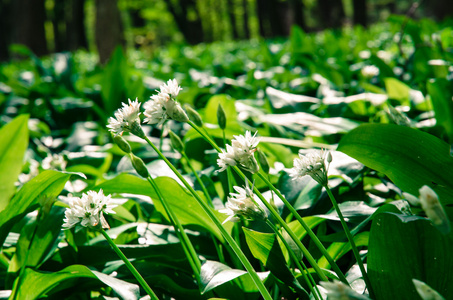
318,0,345,29
256,0,271,37
164,0,204,44
242,0,250,39
52,0,66,52
95,0,125,64
226,0,239,39
66,0,88,51
353,0,367,27
428,0,453,21
271,0,290,36
0,0,12,61
11,0,48,56
291,0,306,31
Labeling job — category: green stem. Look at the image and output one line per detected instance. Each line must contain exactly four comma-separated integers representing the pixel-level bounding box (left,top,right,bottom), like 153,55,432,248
257,172,348,284
100,229,159,300
146,176,201,277
325,186,374,298
266,220,321,300
181,151,213,206
143,136,272,300
187,121,329,281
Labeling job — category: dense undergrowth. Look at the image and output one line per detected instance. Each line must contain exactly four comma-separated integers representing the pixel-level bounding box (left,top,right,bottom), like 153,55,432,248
0,16,453,300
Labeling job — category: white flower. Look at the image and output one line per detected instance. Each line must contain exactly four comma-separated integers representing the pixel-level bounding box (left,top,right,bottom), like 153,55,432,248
42,153,67,171
361,65,380,78
63,189,117,229
320,280,370,300
289,149,331,186
419,185,450,234
159,78,182,98
107,98,142,135
220,181,267,224
143,93,168,126
217,131,260,173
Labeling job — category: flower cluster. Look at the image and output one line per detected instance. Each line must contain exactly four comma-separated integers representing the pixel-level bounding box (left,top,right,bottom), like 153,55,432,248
217,131,260,173
361,65,380,78
220,181,267,224
320,280,370,300
63,189,117,230
107,98,142,136
143,79,188,126
42,153,67,171
289,149,332,186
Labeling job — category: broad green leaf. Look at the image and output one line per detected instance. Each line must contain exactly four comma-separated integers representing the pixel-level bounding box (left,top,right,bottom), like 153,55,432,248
368,213,453,300
200,260,269,296
0,114,29,211
384,78,410,104
8,206,65,278
427,79,453,142
318,232,369,269
337,124,453,215
10,265,139,300
243,228,307,297
0,170,71,247
96,173,232,242
100,46,128,114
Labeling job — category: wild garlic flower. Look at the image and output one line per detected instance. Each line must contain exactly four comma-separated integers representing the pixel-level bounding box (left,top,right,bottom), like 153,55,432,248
217,131,260,173
289,149,332,186
320,280,370,300
419,185,450,234
107,98,142,136
159,78,182,98
63,189,117,230
42,153,67,171
361,65,380,78
220,181,267,224
143,78,188,125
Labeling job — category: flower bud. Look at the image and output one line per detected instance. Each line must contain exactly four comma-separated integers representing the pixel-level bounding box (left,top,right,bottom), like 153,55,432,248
130,154,149,178
217,103,226,130
185,105,203,127
169,130,185,153
113,135,131,153
257,150,270,174
419,185,450,234
412,279,444,300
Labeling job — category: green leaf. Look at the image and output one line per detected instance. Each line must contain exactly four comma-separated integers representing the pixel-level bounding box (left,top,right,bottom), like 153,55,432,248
243,228,307,297
200,260,269,295
368,213,453,300
318,232,369,269
96,173,232,242
10,265,139,299
427,79,453,142
0,170,71,248
337,124,453,215
384,78,410,104
0,114,29,211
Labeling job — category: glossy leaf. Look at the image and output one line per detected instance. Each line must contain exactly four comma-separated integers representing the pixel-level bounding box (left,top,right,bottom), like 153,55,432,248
0,114,29,211
337,124,453,214
368,213,453,300
0,170,71,247
96,173,232,242
427,79,453,141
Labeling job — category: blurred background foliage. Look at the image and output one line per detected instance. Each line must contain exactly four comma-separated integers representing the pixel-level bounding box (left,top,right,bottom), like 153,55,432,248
0,0,452,63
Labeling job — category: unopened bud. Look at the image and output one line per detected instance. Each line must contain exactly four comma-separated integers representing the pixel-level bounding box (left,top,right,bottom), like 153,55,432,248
257,150,270,174
169,130,185,153
419,185,450,234
327,151,332,163
113,135,131,153
217,104,226,130
185,105,203,127
130,154,149,178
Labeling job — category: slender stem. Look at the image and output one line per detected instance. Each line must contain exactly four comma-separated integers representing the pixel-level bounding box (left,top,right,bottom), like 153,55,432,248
100,229,159,300
146,176,201,276
186,121,329,281
325,186,374,298
143,136,273,300
181,151,213,205
266,220,321,300
257,173,348,284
